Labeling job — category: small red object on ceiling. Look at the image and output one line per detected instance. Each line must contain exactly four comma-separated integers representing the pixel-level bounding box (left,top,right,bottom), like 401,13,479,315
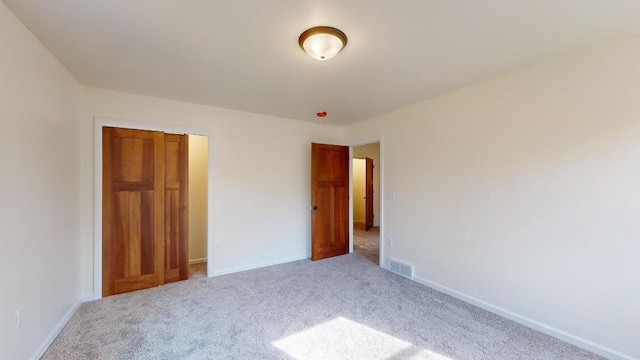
316,111,327,117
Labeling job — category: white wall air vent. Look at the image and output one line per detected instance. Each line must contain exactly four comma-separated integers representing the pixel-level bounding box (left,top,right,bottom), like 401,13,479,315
389,259,413,280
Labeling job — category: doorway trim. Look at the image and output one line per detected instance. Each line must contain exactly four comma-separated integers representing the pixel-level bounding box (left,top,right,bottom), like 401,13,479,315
349,137,384,267
93,117,214,299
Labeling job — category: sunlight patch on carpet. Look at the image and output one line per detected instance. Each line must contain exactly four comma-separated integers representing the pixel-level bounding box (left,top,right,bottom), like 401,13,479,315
273,317,453,360
410,349,455,360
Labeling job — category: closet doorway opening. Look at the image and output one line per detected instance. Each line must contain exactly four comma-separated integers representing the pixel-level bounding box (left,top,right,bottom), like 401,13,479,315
186,135,209,280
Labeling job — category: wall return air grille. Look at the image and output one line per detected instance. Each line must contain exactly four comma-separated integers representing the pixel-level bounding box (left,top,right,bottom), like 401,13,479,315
389,259,414,280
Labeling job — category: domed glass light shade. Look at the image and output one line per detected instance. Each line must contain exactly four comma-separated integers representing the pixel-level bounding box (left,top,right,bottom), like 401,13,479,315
299,26,348,61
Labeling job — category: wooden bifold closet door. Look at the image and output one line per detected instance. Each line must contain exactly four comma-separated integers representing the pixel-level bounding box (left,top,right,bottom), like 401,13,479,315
102,127,188,297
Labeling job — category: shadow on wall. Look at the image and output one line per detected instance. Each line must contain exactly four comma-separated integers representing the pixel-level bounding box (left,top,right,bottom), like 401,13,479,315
352,158,366,223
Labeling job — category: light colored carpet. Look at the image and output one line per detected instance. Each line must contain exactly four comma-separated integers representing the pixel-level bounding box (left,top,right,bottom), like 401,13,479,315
353,223,380,265
43,253,603,359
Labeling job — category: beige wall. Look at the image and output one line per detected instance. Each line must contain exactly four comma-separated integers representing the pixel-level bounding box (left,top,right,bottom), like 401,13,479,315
0,3,82,359
344,37,640,358
352,159,366,223
77,87,344,296
188,135,208,262
4,0,639,357
353,143,381,227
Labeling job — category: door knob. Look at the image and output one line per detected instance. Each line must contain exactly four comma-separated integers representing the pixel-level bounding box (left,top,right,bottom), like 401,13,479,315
313,205,319,211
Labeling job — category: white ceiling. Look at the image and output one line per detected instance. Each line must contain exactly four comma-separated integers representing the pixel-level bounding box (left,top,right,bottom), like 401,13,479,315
5,0,640,125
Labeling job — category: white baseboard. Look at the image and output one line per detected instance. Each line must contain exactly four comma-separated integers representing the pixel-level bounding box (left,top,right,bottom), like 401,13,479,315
188,257,207,265
209,254,309,277
31,295,94,360
411,275,637,360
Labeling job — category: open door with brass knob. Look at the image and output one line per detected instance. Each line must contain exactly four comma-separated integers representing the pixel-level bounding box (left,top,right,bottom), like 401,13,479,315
311,143,349,261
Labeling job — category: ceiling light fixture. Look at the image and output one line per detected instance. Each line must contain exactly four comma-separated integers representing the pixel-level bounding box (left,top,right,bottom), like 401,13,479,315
298,26,347,61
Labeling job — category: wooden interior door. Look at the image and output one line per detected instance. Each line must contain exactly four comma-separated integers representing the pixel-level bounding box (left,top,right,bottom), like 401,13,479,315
365,157,374,231
164,134,189,283
103,127,165,296
103,127,190,297
311,143,349,261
